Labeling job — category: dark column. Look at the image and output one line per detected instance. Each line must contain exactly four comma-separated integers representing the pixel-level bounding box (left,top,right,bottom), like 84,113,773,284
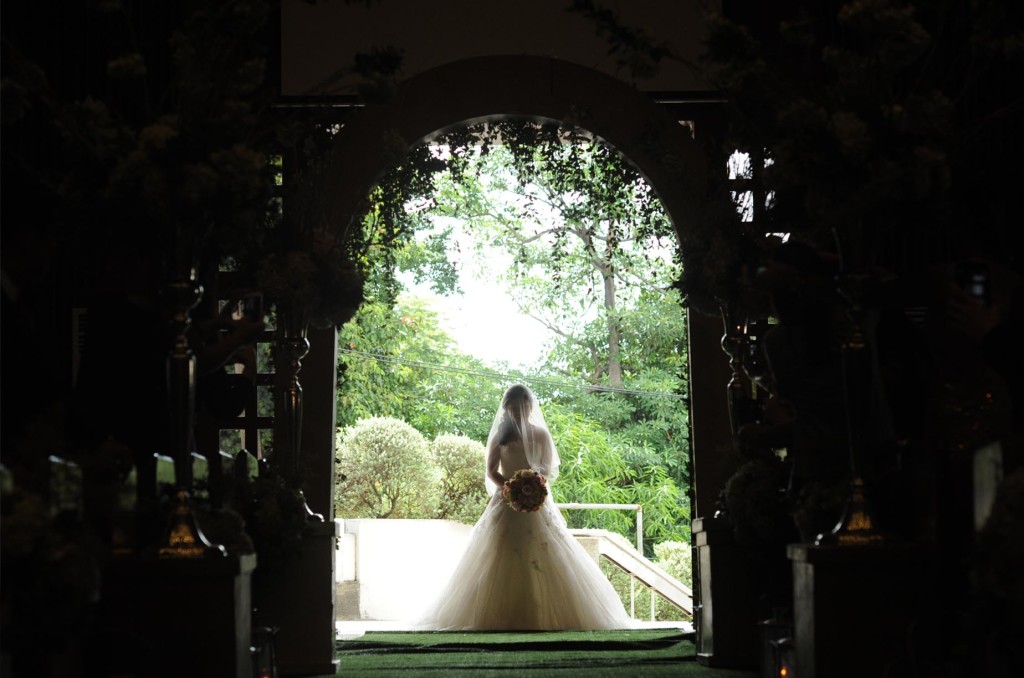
687,311,734,520
301,326,338,518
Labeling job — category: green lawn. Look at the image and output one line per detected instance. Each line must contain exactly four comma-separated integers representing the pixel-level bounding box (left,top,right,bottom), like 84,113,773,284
323,629,757,677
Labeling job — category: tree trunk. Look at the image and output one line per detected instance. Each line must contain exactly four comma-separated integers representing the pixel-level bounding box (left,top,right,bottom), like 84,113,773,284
602,258,623,389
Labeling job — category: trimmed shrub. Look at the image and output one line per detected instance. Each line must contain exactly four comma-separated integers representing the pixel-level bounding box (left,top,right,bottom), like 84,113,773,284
653,540,693,591
430,434,488,524
335,417,437,518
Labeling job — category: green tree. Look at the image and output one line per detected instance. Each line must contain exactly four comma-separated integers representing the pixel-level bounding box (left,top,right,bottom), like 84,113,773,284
545,403,690,554
430,131,680,391
550,287,692,488
425,127,692,485
654,541,693,590
339,121,693,547
334,417,436,518
337,291,506,441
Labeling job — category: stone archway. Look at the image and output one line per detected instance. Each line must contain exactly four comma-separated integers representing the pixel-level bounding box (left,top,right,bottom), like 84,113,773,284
311,53,732,526
320,55,708,249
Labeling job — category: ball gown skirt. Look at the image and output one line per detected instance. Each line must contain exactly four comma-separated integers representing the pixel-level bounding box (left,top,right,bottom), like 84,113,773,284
414,475,637,630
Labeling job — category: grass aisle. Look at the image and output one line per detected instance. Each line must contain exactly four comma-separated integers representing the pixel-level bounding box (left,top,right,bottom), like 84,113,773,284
327,629,757,677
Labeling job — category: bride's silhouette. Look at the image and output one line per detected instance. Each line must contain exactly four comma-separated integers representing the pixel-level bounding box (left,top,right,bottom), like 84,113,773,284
415,384,636,630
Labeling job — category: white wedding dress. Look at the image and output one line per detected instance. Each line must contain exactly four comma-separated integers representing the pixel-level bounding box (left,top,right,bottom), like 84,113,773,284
414,440,637,630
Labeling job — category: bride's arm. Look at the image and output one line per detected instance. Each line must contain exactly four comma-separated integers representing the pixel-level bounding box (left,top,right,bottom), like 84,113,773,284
486,443,505,488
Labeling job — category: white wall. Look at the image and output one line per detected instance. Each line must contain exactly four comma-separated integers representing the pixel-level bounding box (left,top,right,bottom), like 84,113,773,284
337,518,474,621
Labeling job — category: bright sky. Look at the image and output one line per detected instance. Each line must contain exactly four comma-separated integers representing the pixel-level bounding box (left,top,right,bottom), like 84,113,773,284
398,266,550,370
391,145,571,369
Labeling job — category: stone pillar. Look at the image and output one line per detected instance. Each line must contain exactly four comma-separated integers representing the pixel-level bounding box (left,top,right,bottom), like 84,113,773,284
92,554,257,678
788,542,932,677
692,516,759,670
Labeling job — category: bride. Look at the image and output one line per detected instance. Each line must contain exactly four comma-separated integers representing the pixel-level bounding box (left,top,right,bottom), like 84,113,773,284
415,384,637,630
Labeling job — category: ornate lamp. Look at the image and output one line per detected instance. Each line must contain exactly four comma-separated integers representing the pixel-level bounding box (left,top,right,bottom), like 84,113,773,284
816,235,885,547
159,251,226,558
278,302,324,523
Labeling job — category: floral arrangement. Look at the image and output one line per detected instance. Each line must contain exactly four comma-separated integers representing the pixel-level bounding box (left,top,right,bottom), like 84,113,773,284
502,469,548,513
1,0,284,278
256,246,364,330
252,120,368,331
232,465,309,571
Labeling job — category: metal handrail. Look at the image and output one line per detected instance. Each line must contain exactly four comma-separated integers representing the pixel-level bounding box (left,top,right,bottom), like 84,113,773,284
554,502,643,555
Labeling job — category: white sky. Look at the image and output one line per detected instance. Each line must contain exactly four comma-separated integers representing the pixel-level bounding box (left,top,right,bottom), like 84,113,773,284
397,259,552,372
391,147,568,369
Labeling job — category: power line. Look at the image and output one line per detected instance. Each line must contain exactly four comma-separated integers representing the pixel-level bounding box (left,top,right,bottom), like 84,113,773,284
338,347,688,400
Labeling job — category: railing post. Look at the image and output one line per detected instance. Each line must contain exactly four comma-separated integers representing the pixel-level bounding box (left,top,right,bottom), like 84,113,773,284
636,506,643,554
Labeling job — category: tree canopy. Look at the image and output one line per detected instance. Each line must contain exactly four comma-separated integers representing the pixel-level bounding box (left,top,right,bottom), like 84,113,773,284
335,120,693,546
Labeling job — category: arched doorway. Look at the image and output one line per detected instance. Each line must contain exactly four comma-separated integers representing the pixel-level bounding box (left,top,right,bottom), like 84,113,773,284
283,53,736,672
319,55,708,248
307,54,732,523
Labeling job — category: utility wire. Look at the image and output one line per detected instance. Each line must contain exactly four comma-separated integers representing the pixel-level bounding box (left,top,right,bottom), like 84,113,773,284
338,346,688,400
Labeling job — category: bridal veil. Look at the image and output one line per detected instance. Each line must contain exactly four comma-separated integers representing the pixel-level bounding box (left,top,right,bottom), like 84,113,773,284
484,384,560,494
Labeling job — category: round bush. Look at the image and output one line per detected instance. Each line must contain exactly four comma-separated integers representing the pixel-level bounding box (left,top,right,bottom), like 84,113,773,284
335,417,436,518
430,434,488,523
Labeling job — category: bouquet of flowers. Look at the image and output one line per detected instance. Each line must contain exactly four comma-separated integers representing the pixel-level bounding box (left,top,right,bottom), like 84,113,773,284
502,469,548,513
